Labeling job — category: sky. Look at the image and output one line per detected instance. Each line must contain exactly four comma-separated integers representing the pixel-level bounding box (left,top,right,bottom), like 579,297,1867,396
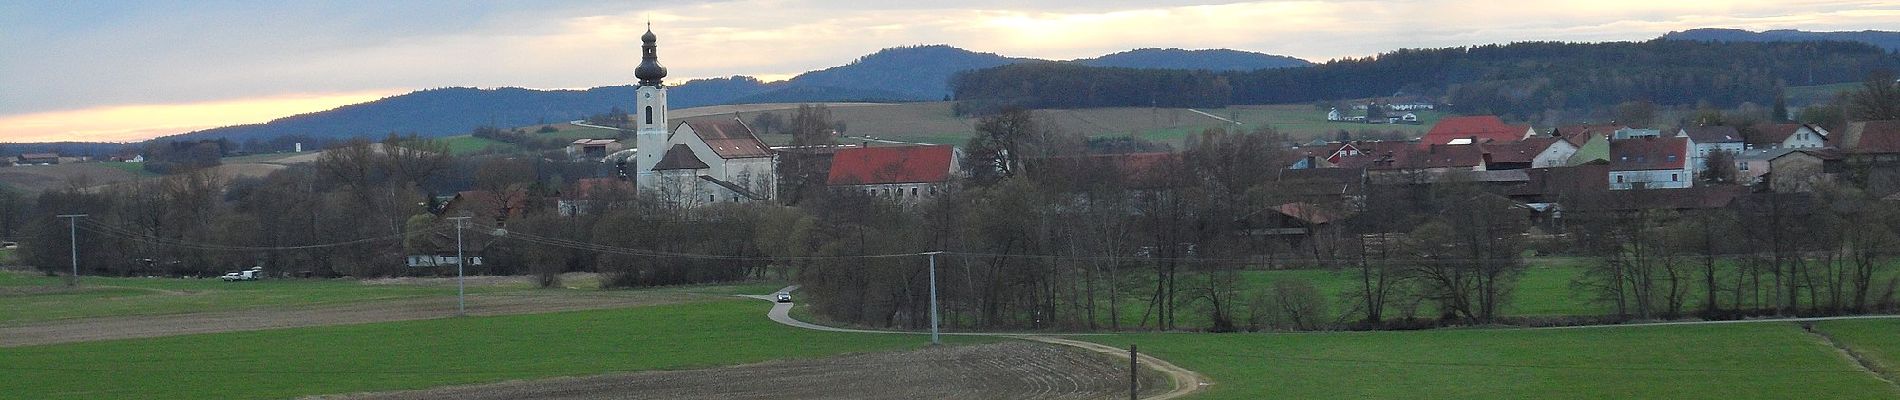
2,0,1897,143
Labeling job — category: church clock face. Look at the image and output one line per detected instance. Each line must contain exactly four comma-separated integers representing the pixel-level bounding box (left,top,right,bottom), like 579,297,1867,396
644,93,652,99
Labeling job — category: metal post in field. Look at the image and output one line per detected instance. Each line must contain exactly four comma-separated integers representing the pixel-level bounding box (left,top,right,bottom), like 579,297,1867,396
56,214,87,287
928,251,941,345
1130,344,1139,400
448,217,470,316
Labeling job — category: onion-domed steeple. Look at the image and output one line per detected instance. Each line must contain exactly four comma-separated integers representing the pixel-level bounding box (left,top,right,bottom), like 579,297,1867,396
635,25,667,87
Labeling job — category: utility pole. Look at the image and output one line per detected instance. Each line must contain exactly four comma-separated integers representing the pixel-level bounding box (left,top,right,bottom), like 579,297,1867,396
927,251,942,345
1130,344,1139,400
56,214,86,287
447,217,470,316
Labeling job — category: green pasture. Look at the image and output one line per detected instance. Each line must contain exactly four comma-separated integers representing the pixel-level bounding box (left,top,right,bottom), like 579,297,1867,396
1084,321,1897,399
0,271,785,325
0,299,974,400
1815,319,1900,382
439,135,519,155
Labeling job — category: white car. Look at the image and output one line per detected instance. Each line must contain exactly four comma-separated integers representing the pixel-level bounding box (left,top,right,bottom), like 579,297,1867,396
774,292,792,303
221,267,264,281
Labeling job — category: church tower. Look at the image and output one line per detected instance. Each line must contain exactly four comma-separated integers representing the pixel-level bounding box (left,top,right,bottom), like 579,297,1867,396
632,25,669,192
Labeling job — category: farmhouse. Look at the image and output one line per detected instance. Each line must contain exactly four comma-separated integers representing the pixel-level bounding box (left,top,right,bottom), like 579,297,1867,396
567,139,624,161
629,28,776,207
1484,137,1577,170
1677,126,1745,172
1752,123,1830,149
827,144,962,202
1419,115,1532,146
1608,136,1693,190
16,153,59,165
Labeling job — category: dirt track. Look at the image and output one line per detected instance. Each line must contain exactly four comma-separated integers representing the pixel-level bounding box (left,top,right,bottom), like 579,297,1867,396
315,341,1165,400
0,292,688,347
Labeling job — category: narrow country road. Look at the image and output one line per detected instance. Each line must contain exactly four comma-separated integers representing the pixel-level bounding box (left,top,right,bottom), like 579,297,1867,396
742,286,1210,400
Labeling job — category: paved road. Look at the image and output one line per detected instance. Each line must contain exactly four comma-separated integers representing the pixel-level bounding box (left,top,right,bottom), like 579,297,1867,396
743,286,1210,400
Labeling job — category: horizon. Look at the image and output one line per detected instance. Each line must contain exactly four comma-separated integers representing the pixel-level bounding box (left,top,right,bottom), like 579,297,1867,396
3,0,1897,144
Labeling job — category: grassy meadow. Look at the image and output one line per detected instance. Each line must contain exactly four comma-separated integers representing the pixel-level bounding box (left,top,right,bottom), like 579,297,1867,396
1083,322,1898,399
0,300,974,400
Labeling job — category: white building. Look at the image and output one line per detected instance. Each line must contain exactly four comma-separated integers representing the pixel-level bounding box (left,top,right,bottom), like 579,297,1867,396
1755,123,1831,149
1678,126,1745,172
1608,136,1694,190
630,28,776,207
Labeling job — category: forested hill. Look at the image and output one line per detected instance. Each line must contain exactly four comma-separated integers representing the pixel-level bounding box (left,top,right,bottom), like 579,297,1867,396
1663,28,1900,52
952,39,1900,118
1077,48,1311,70
158,45,1306,143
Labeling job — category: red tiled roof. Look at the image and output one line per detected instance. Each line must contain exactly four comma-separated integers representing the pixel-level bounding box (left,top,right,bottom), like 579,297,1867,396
571,177,632,199
827,145,956,185
684,120,771,159
1752,123,1804,146
1608,137,1687,171
1846,120,1900,154
1421,116,1529,146
1485,137,1563,164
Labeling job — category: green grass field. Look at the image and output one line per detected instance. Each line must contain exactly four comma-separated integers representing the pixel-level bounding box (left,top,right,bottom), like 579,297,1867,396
1083,322,1897,399
1816,319,1900,383
0,272,494,324
0,271,786,325
440,135,519,155
0,300,974,400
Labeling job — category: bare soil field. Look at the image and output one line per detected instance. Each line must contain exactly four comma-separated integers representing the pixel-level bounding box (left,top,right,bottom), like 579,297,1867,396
317,341,1166,400
0,290,692,347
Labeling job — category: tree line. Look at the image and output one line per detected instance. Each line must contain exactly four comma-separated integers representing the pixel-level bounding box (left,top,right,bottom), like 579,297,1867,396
952,40,1900,120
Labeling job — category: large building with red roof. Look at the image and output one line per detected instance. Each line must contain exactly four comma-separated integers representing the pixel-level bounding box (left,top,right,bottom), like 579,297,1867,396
1419,116,1534,147
827,145,962,201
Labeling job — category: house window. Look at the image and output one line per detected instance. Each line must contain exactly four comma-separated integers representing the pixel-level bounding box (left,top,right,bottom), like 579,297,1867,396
930,187,938,196
1739,162,1748,171
1671,174,1679,182
911,188,918,196
1616,175,1624,183
709,195,715,203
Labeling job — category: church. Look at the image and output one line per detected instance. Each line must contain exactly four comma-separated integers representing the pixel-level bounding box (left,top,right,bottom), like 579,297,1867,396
629,27,777,207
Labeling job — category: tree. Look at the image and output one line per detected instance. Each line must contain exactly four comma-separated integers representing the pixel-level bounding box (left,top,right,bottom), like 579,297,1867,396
1701,150,1739,185
963,108,1040,184
1772,86,1791,123
1613,100,1657,128
750,112,785,135
1848,69,1900,121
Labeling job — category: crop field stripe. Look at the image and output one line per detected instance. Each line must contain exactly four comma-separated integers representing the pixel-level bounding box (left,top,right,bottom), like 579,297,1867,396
0,299,973,400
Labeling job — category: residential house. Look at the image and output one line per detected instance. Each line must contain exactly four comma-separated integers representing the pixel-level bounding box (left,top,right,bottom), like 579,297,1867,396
1734,148,1798,185
1552,124,1627,145
1484,137,1577,170
1753,123,1830,149
16,153,59,165
1419,115,1533,146
441,189,554,225
1611,128,1664,139
1608,136,1693,190
1677,126,1745,172
1235,202,1355,258
567,139,624,161
1326,107,1343,121
826,145,962,202
559,178,635,216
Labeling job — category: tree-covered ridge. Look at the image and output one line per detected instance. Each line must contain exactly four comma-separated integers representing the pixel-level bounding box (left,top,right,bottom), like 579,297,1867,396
1078,48,1311,71
1663,28,1900,52
954,40,1900,118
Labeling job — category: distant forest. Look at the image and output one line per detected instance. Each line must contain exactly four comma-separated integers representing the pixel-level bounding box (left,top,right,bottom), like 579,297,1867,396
952,40,1900,118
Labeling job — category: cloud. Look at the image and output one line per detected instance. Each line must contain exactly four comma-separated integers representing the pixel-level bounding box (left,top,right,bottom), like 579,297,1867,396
0,89,402,143
3,0,1896,142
